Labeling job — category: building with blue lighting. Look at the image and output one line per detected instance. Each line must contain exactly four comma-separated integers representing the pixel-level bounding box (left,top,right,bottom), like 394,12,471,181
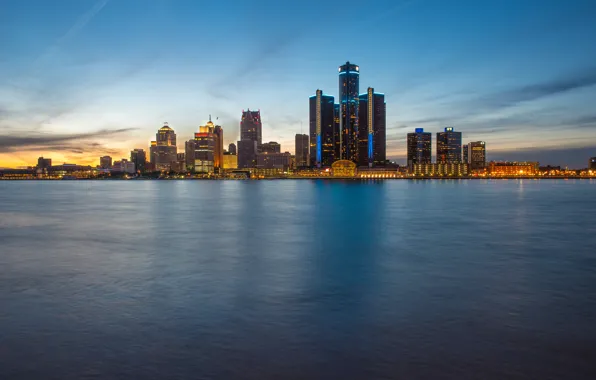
309,89,336,167
437,127,463,163
338,61,360,163
407,128,432,169
358,88,386,167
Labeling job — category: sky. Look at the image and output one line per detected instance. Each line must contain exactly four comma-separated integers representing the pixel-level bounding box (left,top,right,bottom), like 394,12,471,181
1,0,595,168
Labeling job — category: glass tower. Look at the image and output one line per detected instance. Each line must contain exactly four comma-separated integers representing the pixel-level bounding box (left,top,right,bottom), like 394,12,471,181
407,128,432,168
437,127,462,163
338,61,359,163
309,90,336,167
358,88,386,167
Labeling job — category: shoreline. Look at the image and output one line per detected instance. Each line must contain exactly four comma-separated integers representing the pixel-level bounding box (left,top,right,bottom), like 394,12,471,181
1,176,594,181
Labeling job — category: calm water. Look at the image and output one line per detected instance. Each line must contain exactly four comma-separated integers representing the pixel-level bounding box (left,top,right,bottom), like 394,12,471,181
1,180,595,379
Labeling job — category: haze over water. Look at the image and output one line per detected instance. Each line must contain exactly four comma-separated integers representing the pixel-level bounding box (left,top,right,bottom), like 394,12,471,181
1,180,595,379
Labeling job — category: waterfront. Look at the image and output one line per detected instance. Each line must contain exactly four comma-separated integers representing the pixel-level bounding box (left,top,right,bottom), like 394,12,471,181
1,180,595,379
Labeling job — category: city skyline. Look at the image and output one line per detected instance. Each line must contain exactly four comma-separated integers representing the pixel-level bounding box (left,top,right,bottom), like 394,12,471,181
1,0,596,168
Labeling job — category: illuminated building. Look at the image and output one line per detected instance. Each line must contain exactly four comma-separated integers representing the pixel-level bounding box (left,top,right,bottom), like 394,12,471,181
467,141,486,170
99,156,112,169
37,157,52,170
358,167,400,178
240,109,262,150
333,103,340,160
256,152,292,170
358,87,386,167
412,163,469,176
261,141,281,154
194,121,216,174
331,159,357,177
407,128,432,168
213,123,224,172
130,149,146,173
463,145,468,164
237,139,257,168
488,162,539,176
150,123,177,171
170,153,186,173
309,89,336,167
228,143,237,155
590,157,596,170
185,140,196,171
338,61,360,163
295,134,309,168
437,127,462,163
223,152,238,169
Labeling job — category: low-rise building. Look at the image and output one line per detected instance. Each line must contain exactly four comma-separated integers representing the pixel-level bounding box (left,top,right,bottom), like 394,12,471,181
411,163,469,176
488,161,539,176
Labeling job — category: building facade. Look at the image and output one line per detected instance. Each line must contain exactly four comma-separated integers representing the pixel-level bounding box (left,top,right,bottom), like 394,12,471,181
130,149,146,173
436,127,462,163
488,162,539,176
358,87,386,167
256,152,292,170
99,156,112,169
213,124,224,172
150,123,177,171
194,122,216,174
228,143,237,155
309,89,336,167
37,157,52,170
407,128,432,168
223,153,238,169
411,163,469,176
237,139,257,168
295,134,309,168
261,141,281,154
467,141,486,170
590,157,596,170
338,61,360,163
240,109,262,151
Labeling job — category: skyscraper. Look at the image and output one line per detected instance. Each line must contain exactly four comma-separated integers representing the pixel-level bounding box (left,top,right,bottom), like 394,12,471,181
185,140,196,171
437,127,462,163
237,140,257,168
295,134,309,168
194,122,216,174
130,149,146,173
240,109,262,150
467,141,486,170
338,61,360,163
213,123,224,172
261,141,281,154
309,89,336,167
463,145,469,164
333,103,340,161
150,123,177,171
407,128,432,168
358,87,386,167
228,143,237,155
37,157,52,170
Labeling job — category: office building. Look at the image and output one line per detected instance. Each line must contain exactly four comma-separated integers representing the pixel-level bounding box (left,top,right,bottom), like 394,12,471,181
309,89,336,167
407,128,432,168
130,149,146,173
590,157,596,170
412,163,469,176
256,152,292,170
37,157,52,170
437,127,462,163
99,156,112,169
150,123,177,171
240,109,262,150
463,145,469,164
194,122,216,174
213,123,224,171
261,141,281,154
228,143,237,155
358,87,386,167
488,161,539,176
338,61,360,163
185,140,196,171
223,152,238,169
333,103,340,160
467,141,486,170
295,134,310,168
237,139,257,168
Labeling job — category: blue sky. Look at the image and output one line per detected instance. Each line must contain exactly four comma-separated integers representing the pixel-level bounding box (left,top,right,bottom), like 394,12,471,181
1,0,595,167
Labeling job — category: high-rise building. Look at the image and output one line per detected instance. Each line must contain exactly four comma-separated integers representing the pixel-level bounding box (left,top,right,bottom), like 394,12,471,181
37,157,52,170
407,128,432,168
194,121,216,174
295,134,310,168
185,140,196,171
309,89,336,167
467,141,486,170
338,61,360,163
333,103,340,161
130,149,146,173
150,123,177,171
463,145,469,164
228,143,237,155
256,152,292,170
223,152,238,169
240,109,262,150
437,127,462,163
213,123,224,171
358,87,386,167
261,141,281,154
99,156,112,169
590,157,596,170
237,140,257,168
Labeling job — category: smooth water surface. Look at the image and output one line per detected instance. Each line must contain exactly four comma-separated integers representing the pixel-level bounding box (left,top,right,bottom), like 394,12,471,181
1,180,595,379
